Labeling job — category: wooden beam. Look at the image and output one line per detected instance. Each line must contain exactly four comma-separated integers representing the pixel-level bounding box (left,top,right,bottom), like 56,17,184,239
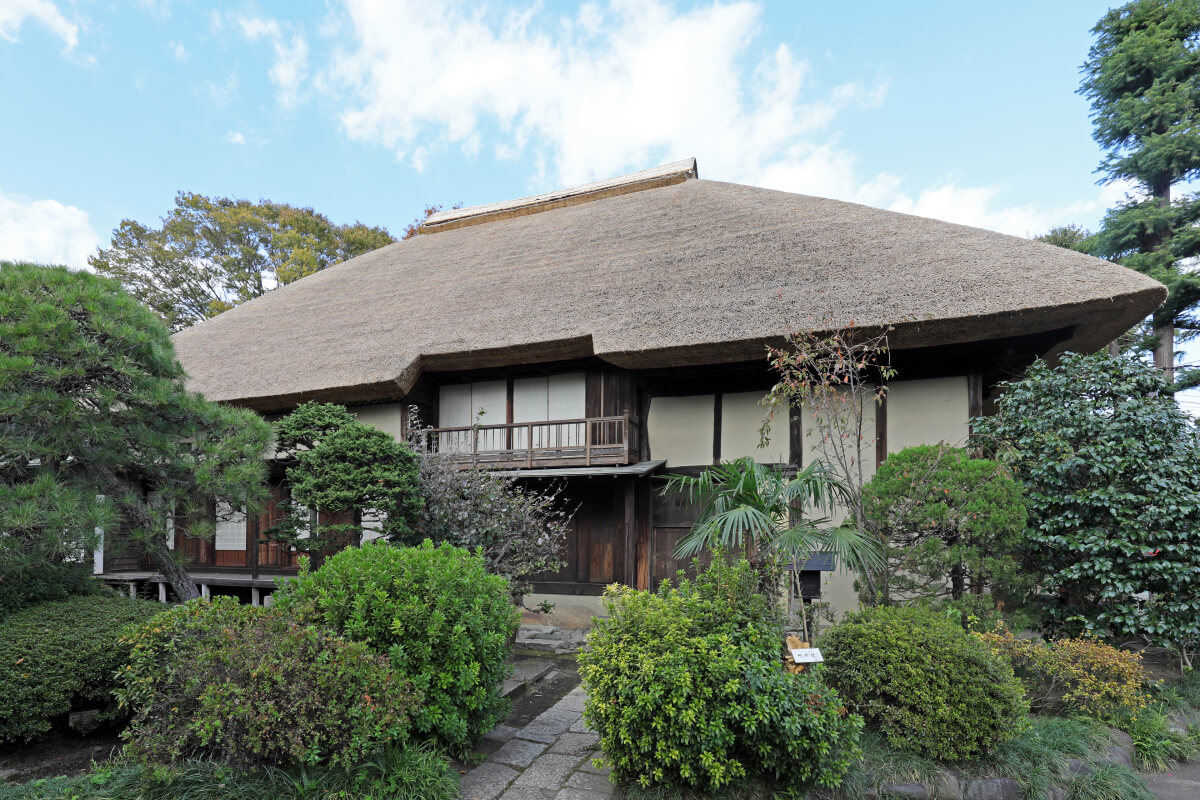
623,479,636,587
967,372,984,431
636,476,651,590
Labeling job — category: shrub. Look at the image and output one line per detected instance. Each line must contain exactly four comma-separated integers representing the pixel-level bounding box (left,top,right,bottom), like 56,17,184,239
116,597,418,770
273,540,519,755
975,353,1200,668
975,625,1148,718
406,411,569,605
819,606,1028,760
0,594,160,743
862,444,1028,606
578,556,862,792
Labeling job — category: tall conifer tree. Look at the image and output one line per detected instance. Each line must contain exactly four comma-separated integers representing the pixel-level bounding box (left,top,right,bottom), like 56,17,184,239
1082,0,1200,387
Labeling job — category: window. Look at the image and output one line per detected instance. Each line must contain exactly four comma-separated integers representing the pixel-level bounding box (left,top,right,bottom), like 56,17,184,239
437,372,587,451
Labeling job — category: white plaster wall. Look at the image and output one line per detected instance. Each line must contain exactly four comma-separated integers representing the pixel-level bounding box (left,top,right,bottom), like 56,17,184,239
349,402,406,442
886,377,970,453
521,593,606,630
720,392,786,463
647,394,715,467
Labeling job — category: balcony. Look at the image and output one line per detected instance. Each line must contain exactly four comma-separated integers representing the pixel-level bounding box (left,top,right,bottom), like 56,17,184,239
425,414,636,469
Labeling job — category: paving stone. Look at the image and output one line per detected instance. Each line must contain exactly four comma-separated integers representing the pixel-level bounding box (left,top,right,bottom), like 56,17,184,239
484,724,520,743
576,752,610,775
498,787,557,800
492,739,549,768
520,717,576,743
512,755,586,790
460,762,519,800
557,690,587,713
568,717,595,733
565,771,614,792
553,789,612,800
549,732,600,756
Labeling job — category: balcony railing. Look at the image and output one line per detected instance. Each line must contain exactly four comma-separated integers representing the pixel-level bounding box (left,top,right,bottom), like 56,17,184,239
425,414,635,469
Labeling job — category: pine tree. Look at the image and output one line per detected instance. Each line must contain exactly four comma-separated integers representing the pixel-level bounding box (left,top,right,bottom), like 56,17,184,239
1081,0,1200,387
0,262,271,600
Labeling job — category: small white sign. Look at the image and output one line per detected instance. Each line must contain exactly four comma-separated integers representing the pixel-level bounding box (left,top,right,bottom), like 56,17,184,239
790,648,824,664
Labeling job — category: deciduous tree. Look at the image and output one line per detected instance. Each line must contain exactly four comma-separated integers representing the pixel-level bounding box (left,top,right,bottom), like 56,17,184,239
90,193,394,331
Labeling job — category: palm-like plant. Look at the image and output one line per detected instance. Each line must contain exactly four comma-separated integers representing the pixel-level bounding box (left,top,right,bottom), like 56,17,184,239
662,456,884,634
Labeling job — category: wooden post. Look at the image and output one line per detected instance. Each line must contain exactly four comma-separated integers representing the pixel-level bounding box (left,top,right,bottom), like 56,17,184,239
252,587,261,606
157,582,167,603
875,391,888,468
713,393,723,465
789,404,803,467
623,480,636,587
585,419,593,466
127,582,136,600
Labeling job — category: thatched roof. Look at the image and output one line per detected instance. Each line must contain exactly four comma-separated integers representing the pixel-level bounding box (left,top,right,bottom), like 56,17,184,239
173,163,1165,410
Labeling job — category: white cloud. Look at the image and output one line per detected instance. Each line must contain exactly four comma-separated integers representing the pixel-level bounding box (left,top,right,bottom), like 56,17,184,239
236,14,309,109
0,0,78,50
205,71,239,107
305,0,1117,238
0,188,100,270
169,39,189,62
226,130,246,145
324,0,889,185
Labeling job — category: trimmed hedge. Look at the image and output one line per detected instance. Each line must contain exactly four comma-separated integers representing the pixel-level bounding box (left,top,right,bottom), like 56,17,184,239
117,597,418,770
579,557,863,792
274,540,520,755
0,594,160,743
819,606,1028,760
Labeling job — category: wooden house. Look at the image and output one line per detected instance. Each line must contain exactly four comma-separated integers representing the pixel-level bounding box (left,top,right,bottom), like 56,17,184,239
94,159,1165,621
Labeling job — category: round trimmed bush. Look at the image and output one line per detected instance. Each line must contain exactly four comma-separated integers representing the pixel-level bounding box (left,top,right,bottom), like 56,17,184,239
274,540,520,755
117,597,418,769
579,557,863,792
0,593,161,743
819,606,1028,760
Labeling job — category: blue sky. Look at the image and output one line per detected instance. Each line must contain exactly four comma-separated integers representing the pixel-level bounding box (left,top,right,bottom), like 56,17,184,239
1,0,1130,270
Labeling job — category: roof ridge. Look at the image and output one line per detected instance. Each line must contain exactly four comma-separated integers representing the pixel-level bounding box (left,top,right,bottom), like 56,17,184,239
419,157,698,234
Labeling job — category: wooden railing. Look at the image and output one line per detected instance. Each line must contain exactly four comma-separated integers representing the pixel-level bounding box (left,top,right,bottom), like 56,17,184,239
426,414,635,469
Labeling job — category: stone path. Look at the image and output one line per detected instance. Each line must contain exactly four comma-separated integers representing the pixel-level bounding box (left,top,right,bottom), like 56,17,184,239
1143,757,1200,800
460,686,615,800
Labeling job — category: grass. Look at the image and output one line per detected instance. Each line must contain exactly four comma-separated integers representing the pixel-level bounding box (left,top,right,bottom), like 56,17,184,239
0,743,459,800
813,716,1146,800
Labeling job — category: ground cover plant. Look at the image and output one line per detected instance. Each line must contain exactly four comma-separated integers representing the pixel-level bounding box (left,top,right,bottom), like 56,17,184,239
116,597,417,770
0,594,160,744
0,743,458,800
273,540,519,756
579,555,863,793
818,606,1028,761
814,716,1151,800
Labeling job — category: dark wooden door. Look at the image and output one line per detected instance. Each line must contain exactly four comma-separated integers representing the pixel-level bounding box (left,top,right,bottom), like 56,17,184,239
530,478,626,594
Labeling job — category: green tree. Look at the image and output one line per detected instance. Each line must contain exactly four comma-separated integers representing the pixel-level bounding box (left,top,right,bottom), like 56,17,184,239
1035,224,1097,254
975,352,1200,668
272,402,422,550
1081,0,1200,387
862,444,1028,606
89,193,394,331
0,262,271,601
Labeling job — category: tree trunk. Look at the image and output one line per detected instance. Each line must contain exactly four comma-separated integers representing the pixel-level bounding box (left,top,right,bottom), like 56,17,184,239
1154,323,1175,386
98,467,201,601
147,532,200,601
